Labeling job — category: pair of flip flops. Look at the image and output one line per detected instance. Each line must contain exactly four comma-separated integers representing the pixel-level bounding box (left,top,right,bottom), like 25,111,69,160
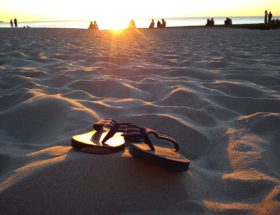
71,118,190,171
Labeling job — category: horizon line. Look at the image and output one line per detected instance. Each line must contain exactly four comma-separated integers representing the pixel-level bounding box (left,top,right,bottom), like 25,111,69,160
1,15,279,23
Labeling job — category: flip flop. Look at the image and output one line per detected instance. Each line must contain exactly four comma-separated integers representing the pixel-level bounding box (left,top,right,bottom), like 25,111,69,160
123,124,190,171
71,118,130,154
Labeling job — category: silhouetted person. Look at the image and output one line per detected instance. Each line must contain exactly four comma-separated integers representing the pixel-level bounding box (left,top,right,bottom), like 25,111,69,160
224,17,232,26
10,19,13,27
14,18,17,28
89,21,98,30
161,19,166,28
149,19,155,28
206,18,214,27
264,10,268,24
128,19,136,29
206,19,210,26
89,21,93,29
268,11,273,23
157,20,161,28
93,21,98,30
211,18,215,26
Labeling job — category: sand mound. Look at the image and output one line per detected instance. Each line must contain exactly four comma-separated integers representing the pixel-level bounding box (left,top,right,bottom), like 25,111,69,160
239,112,280,133
0,152,191,215
0,94,98,143
70,79,151,100
158,87,209,108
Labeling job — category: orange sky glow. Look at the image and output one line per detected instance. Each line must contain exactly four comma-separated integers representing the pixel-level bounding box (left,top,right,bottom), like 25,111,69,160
1,0,279,29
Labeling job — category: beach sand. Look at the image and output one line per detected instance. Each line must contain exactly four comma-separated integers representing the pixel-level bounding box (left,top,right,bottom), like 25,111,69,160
0,27,280,215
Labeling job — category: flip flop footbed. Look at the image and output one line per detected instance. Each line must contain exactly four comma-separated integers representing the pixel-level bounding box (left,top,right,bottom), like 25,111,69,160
129,143,190,171
71,129,125,153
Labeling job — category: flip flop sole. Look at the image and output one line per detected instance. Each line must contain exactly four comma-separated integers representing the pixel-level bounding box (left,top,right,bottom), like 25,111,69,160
129,143,190,171
71,130,125,154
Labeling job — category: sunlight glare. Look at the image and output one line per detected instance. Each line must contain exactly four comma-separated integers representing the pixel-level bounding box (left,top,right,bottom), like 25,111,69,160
101,18,129,30
110,29,125,35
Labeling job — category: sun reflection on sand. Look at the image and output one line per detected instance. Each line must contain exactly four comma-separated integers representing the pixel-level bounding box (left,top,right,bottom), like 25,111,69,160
110,29,125,35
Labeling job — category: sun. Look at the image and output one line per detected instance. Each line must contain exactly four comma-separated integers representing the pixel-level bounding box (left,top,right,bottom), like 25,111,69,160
100,18,129,30
110,29,125,35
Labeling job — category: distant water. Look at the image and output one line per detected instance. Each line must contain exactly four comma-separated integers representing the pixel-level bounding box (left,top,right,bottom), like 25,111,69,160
1,16,279,30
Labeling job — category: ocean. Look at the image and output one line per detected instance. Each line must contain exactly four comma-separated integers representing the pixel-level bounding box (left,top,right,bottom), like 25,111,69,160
0,16,279,30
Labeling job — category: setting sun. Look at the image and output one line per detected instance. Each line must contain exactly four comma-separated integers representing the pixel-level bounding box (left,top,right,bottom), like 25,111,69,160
101,18,129,30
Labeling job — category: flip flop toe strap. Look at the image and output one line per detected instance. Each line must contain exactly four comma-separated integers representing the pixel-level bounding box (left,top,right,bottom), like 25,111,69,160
93,118,131,145
123,125,179,152
93,118,117,131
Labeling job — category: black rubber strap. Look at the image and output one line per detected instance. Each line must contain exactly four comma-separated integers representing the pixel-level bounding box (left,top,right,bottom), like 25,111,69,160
93,118,116,131
145,128,179,151
101,122,131,144
93,118,131,145
123,125,179,151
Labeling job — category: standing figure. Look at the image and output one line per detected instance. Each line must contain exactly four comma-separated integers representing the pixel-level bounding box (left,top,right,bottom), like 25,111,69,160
93,21,98,30
14,18,18,28
264,10,268,24
206,19,210,26
128,19,136,29
157,20,161,28
149,19,155,28
268,11,273,23
211,18,215,26
89,21,94,29
10,19,13,27
161,19,166,28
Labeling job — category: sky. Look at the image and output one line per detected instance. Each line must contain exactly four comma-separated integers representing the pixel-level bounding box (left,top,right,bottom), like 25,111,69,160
1,0,280,22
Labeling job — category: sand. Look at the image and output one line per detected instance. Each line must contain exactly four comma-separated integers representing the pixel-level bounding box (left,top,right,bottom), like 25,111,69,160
0,27,280,215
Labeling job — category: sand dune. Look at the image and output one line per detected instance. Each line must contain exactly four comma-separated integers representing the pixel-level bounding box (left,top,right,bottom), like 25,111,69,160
0,28,279,214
